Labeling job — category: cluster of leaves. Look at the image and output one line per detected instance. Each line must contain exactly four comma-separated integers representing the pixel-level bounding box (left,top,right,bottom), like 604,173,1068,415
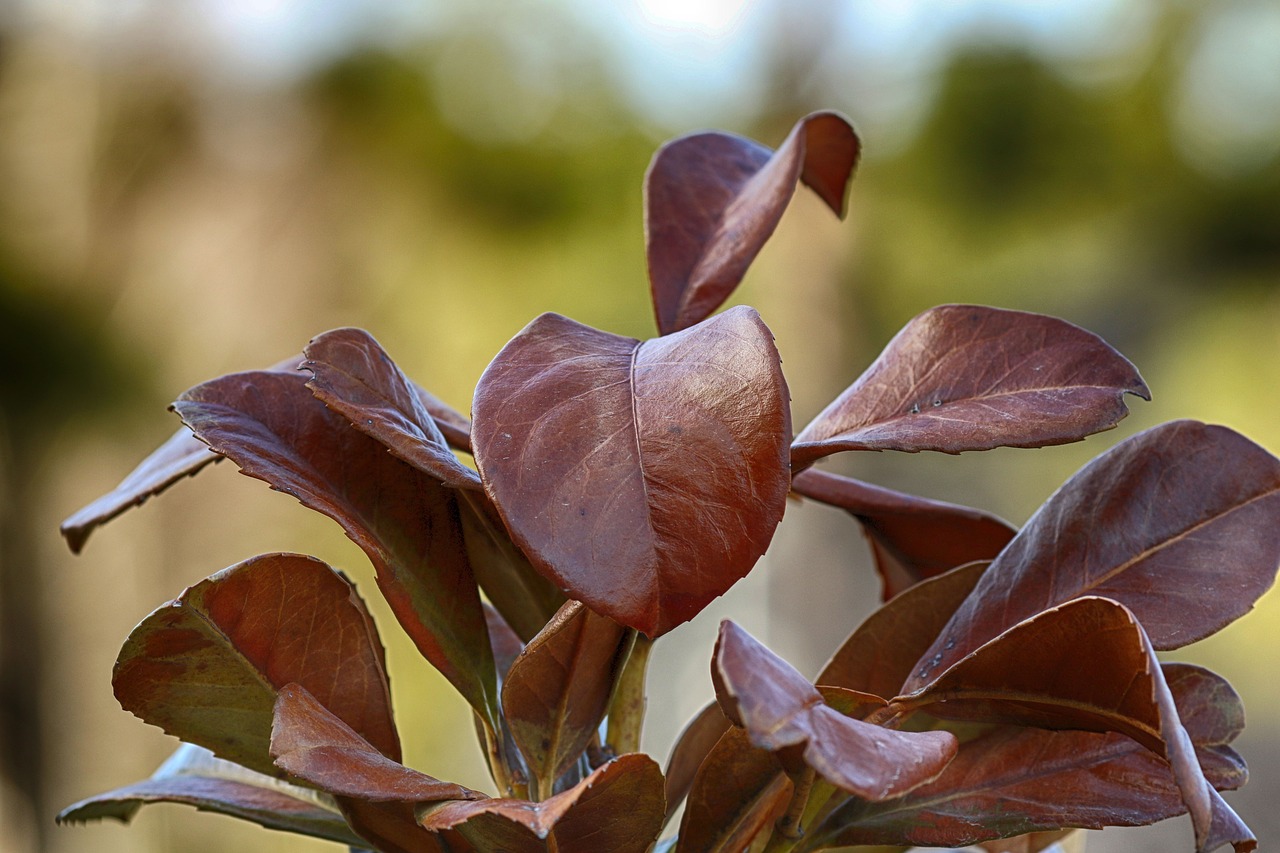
58,112,1278,853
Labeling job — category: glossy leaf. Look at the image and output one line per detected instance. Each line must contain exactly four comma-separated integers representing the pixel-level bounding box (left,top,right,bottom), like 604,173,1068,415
663,702,732,827
645,111,859,335
909,420,1280,693
112,553,398,778
501,600,630,796
712,621,957,801
172,370,499,729
818,560,987,700
675,725,790,853
807,663,1247,851
895,597,1254,853
472,307,791,636
303,327,480,490
791,305,1150,465
56,743,364,847
418,754,665,853
792,468,1013,598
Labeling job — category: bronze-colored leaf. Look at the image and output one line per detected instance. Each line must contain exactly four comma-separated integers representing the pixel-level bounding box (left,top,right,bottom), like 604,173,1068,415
807,662,1248,850
56,743,364,847
645,111,859,335
501,600,630,796
113,553,398,778
663,702,732,828
675,725,789,853
792,468,1013,598
302,327,480,490
472,307,791,636
817,561,987,701
418,754,665,853
59,355,304,553
909,420,1280,693
172,370,499,730
894,597,1254,853
712,621,957,801
791,305,1149,465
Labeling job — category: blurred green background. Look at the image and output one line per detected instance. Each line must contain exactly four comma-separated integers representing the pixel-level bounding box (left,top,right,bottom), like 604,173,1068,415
1,1,1278,851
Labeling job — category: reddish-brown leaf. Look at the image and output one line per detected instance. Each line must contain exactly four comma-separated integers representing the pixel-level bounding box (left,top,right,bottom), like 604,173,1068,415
56,743,364,847
805,662,1248,851
791,305,1149,465
112,553,398,778
895,597,1254,853
645,111,859,335
909,420,1280,693
792,468,1013,598
663,702,732,828
472,307,791,636
418,754,665,853
818,561,988,700
675,724,790,853
501,600,630,796
712,621,957,801
172,370,499,729
303,328,480,490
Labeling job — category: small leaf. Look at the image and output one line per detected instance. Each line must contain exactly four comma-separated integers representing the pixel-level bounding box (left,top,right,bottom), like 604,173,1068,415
173,370,499,730
418,754,665,853
675,725,790,853
57,743,364,847
908,420,1280,692
712,621,957,801
818,561,988,701
112,553,398,778
792,468,1013,598
663,702,732,828
645,111,859,335
472,307,791,636
791,305,1149,465
501,600,630,796
302,328,480,490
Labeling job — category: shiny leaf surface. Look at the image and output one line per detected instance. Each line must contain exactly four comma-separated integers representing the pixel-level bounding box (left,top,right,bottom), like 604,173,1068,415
172,370,499,729
472,307,790,636
645,111,859,335
113,553,398,778
792,468,1013,598
791,305,1149,464
712,621,957,801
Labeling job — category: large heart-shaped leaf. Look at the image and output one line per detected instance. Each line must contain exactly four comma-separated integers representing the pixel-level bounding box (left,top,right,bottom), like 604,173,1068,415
418,754,665,853
645,111,859,335
712,621,957,801
173,370,499,730
472,306,791,636
501,600,630,797
805,663,1248,850
894,597,1254,853
792,468,1013,598
791,305,1149,465
112,553,398,778
908,420,1280,693
56,743,364,847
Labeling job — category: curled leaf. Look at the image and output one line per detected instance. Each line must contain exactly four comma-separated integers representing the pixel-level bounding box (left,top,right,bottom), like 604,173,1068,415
663,702,732,828
472,307,791,636
791,305,1149,465
675,725,790,853
646,111,859,335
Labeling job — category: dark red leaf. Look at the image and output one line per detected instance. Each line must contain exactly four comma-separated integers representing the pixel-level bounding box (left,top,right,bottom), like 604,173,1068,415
418,754,665,853
713,621,957,801
645,111,859,335
793,468,1012,598
791,305,1149,465
112,553,398,778
663,702,732,828
56,743,364,847
302,328,480,490
675,724,790,853
501,601,630,796
472,307,791,636
172,370,499,730
909,420,1280,693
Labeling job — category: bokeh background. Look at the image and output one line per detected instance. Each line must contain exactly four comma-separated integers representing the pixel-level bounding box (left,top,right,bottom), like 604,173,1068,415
2,1,1279,851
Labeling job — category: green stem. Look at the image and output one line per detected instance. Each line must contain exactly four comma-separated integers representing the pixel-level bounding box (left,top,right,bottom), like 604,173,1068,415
763,765,816,853
605,631,653,755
